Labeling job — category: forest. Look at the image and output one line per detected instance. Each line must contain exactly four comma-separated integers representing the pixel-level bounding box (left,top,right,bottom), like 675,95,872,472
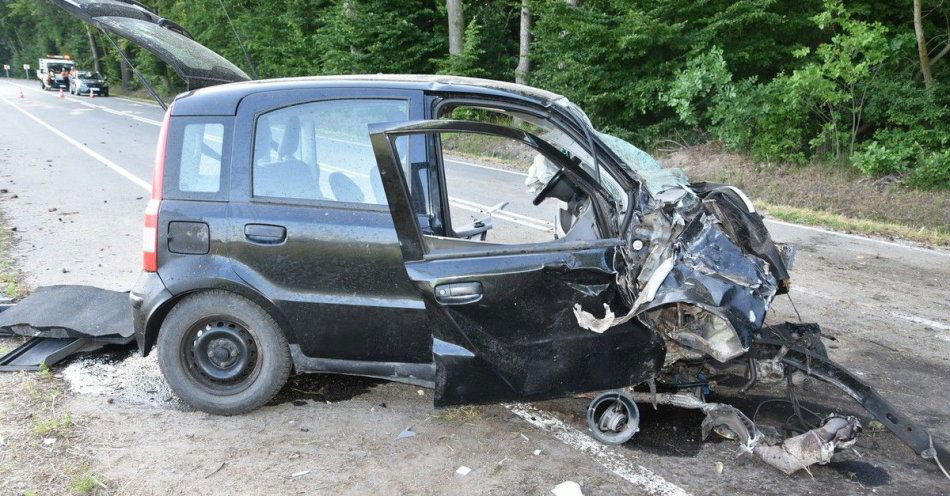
1,0,948,190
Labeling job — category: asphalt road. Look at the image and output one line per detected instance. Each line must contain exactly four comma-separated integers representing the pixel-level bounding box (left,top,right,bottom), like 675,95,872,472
1,77,948,495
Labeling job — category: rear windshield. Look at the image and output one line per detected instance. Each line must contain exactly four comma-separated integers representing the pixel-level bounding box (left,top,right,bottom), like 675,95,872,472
163,117,232,201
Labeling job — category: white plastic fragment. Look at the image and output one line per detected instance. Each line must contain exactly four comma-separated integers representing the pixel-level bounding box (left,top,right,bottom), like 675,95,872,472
533,449,542,456
551,481,584,496
455,466,472,476
290,470,310,478
396,427,416,440
43,438,56,445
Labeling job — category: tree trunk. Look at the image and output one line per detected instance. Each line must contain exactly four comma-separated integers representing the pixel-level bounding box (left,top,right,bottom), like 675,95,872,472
85,25,103,75
515,0,531,84
344,0,358,56
119,41,132,91
913,0,934,89
566,0,582,6
446,0,464,56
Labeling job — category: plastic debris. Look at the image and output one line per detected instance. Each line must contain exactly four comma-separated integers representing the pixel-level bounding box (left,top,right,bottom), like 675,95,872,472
551,481,584,496
455,466,472,476
396,427,416,440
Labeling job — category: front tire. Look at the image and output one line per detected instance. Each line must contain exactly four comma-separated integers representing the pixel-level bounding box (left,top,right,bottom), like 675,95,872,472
157,290,292,415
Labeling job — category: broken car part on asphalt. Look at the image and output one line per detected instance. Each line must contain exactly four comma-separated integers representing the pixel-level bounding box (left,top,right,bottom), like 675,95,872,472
3,0,943,481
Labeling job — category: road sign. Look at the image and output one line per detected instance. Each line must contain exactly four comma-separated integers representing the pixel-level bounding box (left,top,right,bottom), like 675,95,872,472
23,64,30,70
3,65,8,78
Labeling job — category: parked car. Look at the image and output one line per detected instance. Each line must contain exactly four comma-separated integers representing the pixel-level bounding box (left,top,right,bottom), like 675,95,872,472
69,70,109,96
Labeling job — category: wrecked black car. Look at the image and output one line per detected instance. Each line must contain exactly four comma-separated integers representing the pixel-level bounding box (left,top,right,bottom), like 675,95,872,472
0,0,946,479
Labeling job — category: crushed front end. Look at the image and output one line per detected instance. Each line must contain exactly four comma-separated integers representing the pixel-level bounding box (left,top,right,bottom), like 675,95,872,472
572,157,948,477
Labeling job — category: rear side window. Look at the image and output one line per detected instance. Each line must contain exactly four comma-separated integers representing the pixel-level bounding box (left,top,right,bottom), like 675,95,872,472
179,123,224,193
252,99,409,205
164,116,232,201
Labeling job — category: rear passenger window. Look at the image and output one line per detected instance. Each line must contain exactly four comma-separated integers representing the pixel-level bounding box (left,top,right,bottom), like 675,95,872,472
252,99,409,205
163,117,231,201
179,123,224,193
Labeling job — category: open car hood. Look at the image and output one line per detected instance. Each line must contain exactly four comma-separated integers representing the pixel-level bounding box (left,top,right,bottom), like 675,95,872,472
48,0,250,89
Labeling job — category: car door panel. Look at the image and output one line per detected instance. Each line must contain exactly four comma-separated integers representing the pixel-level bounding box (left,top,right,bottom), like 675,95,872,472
228,89,432,364
369,120,665,406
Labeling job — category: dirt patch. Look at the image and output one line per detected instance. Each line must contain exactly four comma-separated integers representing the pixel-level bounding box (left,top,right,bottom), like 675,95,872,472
0,366,112,495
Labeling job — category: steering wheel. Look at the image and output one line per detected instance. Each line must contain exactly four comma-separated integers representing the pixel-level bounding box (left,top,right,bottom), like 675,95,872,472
532,169,566,206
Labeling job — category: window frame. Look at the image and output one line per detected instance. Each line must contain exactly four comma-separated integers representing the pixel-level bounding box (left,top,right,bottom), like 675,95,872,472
162,115,233,202
230,87,424,211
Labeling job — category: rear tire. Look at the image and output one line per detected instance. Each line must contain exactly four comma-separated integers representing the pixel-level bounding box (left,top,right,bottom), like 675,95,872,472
157,290,292,415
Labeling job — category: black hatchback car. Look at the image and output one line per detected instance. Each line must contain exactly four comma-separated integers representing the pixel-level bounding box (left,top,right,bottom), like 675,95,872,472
35,1,949,467
131,74,671,413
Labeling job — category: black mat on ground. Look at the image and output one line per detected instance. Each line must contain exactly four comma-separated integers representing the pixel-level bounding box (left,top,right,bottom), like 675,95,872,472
0,285,134,342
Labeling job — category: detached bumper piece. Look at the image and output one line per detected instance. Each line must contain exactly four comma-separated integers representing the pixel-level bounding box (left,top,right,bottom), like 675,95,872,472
0,285,134,371
0,337,104,371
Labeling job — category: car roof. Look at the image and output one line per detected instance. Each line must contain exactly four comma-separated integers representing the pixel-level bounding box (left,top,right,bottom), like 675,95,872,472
171,74,567,116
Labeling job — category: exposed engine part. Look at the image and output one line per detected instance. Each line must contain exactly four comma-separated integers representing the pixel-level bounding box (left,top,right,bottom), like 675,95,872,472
587,391,640,445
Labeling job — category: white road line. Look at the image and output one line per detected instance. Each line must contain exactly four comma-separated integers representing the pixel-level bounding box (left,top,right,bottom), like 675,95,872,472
445,156,528,176
793,286,949,331
0,96,151,192
506,403,689,496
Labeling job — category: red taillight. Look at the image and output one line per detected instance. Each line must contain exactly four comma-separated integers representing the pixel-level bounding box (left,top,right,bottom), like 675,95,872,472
143,106,172,272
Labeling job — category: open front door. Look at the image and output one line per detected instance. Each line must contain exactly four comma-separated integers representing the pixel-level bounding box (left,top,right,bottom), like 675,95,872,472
369,120,665,406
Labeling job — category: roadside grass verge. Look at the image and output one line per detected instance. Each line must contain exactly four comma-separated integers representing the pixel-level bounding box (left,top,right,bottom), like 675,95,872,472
0,214,109,494
668,144,950,247
0,224,25,299
757,202,950,247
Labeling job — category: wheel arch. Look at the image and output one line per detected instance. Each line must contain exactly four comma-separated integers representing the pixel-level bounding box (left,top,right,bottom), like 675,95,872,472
141,279,294,357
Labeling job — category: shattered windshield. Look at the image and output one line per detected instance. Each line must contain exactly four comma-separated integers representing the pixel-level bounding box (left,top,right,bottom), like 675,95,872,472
554,98,690,197
596,132,690,196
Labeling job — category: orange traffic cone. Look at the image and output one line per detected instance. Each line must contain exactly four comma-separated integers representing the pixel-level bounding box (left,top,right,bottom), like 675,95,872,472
90,89,95,98
18,89,24,99
58,88,64,99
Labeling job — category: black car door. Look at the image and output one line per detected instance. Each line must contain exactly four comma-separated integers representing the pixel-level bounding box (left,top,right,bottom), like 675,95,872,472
369,120,665,406
227,88,433,365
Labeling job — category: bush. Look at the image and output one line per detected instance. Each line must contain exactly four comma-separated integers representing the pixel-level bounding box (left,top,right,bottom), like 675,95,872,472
906,151,950,190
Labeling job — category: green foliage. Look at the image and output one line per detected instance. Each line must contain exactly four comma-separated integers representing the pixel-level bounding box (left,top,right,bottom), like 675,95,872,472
711,77,813,163
435,18,489,77
0,0,946,189
906,151,950,190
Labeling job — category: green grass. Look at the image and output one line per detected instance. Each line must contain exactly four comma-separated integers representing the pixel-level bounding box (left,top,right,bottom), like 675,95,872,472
759,202,950,246
0,225,24,299
432,405,481,422
69,473,101,495
33,412,74,437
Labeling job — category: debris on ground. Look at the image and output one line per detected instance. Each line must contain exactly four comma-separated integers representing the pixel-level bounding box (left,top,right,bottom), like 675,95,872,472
396,427,416,440
455,466,472,476
550,480,584,496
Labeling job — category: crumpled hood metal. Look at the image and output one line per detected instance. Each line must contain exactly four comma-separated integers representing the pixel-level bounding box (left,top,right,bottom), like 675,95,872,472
575,175,789,362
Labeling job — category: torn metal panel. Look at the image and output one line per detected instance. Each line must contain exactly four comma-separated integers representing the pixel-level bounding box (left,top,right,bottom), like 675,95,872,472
750,329,950,464
628,390,861,475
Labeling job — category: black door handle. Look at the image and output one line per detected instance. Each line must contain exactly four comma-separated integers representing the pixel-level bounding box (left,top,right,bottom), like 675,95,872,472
244,224,286,244
434,282,482,305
